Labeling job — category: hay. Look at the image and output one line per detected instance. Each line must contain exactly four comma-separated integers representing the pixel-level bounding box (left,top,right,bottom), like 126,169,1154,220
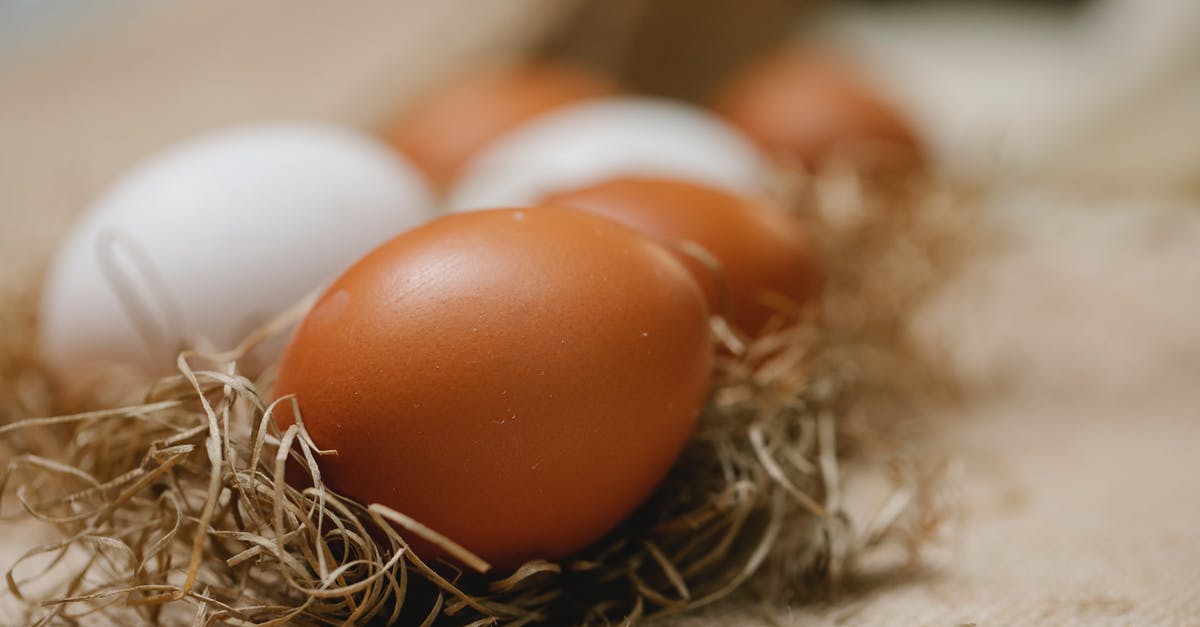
0,172,968,625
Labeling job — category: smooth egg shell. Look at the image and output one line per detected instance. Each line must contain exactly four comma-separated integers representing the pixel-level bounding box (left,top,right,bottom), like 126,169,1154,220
385,59,618,189
544,177,820,335
712,49,923,173
446,97,771,212
39,123,436,381
273,207,713,571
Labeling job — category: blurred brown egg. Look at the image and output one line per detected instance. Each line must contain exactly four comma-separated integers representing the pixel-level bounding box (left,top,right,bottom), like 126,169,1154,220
385,60,619,188
273,207,712,571
543,177,820,336
712,49,923,174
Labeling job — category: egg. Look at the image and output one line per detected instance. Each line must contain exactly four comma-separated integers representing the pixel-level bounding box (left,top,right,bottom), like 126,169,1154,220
446,97,771,212
544,177,819,335
273,207,713,571
39,123,436,381
385,59,618,189
712,49,923,174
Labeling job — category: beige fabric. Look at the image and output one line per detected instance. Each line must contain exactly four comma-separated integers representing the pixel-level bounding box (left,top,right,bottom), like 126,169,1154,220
2,4,1199,625
674,398,1200,626
692,195,1200,626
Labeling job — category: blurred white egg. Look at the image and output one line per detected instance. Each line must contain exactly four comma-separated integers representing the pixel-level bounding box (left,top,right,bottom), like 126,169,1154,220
39,122,436,381
446,97,771,212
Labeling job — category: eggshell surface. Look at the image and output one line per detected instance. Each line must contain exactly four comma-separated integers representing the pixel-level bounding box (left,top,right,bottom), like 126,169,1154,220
544,177,819,335
447,97,771,212
712,49,922,173
39,123,436,381
386,60,618,188
273,207,713,571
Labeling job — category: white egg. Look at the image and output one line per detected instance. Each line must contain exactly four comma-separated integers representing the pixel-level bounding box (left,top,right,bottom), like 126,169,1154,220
40,122,435,381
446,97,771,212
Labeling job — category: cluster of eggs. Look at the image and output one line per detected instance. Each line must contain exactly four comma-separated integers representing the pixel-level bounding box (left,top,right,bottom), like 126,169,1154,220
40,48,920,571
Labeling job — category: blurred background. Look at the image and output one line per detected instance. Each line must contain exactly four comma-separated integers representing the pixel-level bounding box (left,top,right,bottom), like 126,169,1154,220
3,0,1199,396
1,0,1198,623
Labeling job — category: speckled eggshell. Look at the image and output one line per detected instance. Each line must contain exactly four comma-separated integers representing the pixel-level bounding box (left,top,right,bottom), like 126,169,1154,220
273,207,713,571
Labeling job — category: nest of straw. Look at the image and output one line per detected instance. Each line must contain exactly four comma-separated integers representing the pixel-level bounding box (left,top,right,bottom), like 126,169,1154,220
0,171,970,626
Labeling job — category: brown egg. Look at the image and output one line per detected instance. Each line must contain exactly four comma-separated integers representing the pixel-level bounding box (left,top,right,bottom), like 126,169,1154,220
273,207,712,571
712,49,922,174
543,177,820,336
385,60,618,188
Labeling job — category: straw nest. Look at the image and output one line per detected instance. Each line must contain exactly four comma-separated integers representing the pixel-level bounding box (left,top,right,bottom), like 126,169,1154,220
0,170,971,625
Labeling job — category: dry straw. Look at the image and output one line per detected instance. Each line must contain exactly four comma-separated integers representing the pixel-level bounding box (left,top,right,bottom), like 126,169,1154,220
0,170,970,625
